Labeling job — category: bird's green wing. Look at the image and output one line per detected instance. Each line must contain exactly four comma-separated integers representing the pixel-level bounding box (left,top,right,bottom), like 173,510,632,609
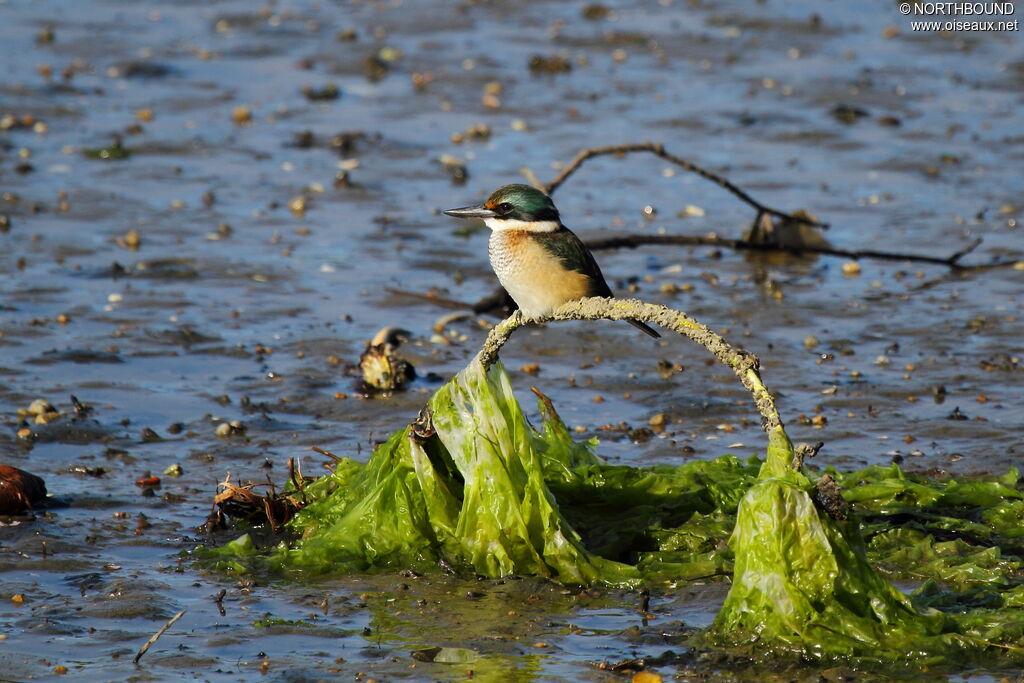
534,227,614,298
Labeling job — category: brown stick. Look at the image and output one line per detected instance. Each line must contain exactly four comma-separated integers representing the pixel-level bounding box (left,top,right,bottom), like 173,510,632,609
311,445,342,462
383,287,473,310
134,609,186,664
540,142,828,229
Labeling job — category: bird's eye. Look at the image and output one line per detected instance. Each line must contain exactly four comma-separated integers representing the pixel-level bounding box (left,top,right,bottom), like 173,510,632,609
496,202,513,214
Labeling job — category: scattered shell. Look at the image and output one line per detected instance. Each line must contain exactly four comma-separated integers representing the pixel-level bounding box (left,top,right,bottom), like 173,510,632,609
26,398,55,416
288,195,309,216
0,465,47,514
439,155,468,185
528,54,572,74
116,229,141,250
841,261,861,276
678,204,706,218
301,83,340,101
411,72,433,90
34,411,60,425
359,327,415,392
581,4,611,20
231,105,253,125
631,672,663,683
362,54,390,81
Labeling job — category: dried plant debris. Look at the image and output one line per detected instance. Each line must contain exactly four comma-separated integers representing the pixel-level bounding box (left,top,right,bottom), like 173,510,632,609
212,473,302,531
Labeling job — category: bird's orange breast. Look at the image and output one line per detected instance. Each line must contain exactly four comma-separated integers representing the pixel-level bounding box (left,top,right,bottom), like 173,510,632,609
489,230,593,318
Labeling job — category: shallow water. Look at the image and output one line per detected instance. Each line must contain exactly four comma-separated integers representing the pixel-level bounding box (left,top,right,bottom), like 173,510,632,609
1,0,1022,680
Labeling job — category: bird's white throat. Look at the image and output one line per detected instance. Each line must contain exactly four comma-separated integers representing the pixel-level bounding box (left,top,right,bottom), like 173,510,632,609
483,217,560,233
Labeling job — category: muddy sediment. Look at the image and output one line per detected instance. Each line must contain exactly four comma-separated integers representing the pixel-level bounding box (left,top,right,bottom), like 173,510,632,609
0,0,1021,679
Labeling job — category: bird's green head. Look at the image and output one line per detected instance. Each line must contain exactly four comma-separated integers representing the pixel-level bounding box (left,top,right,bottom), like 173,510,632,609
444,184,560,231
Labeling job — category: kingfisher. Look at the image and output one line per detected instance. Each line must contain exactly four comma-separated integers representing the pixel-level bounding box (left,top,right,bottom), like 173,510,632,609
443,184,660,338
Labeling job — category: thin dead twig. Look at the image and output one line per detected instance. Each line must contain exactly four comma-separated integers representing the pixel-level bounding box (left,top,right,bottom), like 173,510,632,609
134,609,186,664
539,142,827,229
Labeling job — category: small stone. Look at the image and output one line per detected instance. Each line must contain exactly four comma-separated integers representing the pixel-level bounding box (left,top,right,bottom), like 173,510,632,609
841,261,861,276
648,413,666,427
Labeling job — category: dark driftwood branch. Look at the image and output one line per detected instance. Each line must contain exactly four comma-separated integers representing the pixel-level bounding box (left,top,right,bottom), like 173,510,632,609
389,231,1008,320
475,300,782,433
586,233,1006,271
537,141,828,230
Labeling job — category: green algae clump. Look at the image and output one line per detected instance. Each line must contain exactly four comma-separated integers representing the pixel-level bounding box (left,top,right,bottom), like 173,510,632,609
205,359,1024,668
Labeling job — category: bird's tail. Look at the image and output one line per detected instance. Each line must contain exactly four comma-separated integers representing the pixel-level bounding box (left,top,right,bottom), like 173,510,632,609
627,319,660,338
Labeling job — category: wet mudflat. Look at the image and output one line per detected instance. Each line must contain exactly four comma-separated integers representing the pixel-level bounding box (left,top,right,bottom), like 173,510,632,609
1,0,1022,680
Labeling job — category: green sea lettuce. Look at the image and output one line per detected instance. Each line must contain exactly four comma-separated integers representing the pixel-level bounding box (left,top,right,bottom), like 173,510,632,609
205,359,1024,665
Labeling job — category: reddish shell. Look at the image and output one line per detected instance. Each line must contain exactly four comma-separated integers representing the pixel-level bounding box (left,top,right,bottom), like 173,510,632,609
0,465,47,514
135,476,161,487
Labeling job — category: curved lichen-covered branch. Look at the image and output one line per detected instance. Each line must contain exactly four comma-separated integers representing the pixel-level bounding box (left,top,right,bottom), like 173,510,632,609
474,298,782,433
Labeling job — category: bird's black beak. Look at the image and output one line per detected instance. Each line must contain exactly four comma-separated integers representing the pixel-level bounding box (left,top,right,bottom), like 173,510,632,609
442,204,496,219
